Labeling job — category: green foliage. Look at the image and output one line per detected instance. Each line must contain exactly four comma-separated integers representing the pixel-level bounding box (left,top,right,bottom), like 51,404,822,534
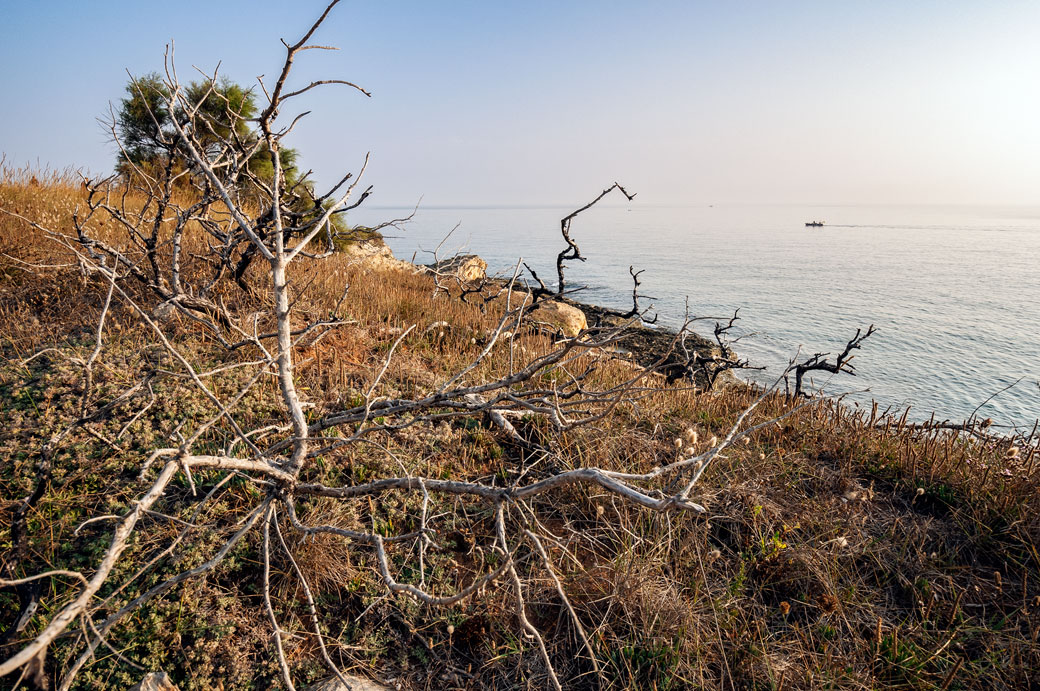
114,73,379,249
604,639,682,690
117,73,173,166
116,73,299,189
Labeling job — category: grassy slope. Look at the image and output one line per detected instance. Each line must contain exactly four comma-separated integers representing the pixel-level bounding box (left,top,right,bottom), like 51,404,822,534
1,175,1039,690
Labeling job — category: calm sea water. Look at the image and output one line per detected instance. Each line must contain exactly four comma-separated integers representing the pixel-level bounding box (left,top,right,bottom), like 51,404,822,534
353,204,1040,427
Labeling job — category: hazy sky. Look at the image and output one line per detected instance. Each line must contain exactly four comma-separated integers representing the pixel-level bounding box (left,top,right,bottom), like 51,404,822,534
2,1,1039,206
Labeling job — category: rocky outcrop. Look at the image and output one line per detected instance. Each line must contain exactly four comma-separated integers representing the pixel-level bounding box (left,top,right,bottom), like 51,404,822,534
527,300,588,337
565,299,737,388
423,254,487,284
342,239,416,273
342,243,488,285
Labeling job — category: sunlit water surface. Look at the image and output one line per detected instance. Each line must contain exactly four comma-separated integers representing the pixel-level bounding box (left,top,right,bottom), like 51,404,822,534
352,204,1040,427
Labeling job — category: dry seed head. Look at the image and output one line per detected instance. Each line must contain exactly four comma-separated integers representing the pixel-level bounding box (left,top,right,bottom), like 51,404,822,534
685,428,698,444
709,435,718,448
674,438,683,449
758,453,766,460
447,624,455,635
707,549,721,562
596,504,605,516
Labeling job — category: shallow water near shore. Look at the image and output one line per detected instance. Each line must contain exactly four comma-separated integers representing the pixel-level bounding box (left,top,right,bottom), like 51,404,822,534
354,203,1040,427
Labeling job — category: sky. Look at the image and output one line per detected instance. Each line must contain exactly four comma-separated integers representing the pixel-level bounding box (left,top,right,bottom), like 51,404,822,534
2,1,1039,207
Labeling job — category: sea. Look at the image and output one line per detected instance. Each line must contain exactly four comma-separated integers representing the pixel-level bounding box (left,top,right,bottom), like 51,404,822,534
351,203,1040,429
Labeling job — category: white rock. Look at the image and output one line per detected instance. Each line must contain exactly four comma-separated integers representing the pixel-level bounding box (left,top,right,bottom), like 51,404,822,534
527,300,588,338
343,240,416,273
423,254,488,284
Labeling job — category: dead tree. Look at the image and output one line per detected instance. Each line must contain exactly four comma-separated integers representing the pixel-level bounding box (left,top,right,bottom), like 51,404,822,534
664,307,761,388
555,182,635,296
0,6,807,688
698,310,760,388
622,265,657,323
791,324,877,397
522,261,555,304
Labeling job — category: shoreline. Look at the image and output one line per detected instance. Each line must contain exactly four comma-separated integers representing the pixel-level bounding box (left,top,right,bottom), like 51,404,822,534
556,293,729,386
412,247,732,389
466,263,1033,431
378,243,1030,426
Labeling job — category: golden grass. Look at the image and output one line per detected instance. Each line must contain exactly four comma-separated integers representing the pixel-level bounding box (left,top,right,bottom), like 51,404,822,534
2,173,1039,690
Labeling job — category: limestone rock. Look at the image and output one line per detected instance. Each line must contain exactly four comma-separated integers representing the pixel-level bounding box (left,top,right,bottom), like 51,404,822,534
527,300,588,337
342,240,416,273
423,254,488,284
129,672,179,691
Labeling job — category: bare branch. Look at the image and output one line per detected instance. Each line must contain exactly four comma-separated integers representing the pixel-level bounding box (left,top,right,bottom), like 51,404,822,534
792,324,877,397
556,182,635,295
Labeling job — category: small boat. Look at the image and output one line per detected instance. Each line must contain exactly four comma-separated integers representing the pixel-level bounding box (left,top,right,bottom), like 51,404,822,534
805,221,825,227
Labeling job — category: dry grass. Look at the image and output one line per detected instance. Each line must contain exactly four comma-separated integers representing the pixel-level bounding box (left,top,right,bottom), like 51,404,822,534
2,173,1040,690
